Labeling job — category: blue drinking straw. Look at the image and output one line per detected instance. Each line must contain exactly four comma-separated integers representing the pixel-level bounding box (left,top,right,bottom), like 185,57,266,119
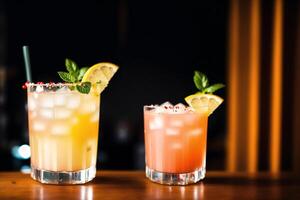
22,46,32,82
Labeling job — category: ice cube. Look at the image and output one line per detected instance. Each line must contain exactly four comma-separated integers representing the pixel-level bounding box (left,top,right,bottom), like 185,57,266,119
165,128,179,136
27,97,37,111
170,119,184,127
39,108,54,119
51,123,70,135
36,86,44,93
67,96,81,109
33,121,46,131
171,143,182,149
184,114,198,125
149,116,164,130
157,102,174,114
189,128,202,136
54,108,72,119
54,94,67,106
173,103,186,113
82,93,95,101
80,102,97,114
160,101,173,107
160,101,174,112
39,95,54,108
154,106,165,113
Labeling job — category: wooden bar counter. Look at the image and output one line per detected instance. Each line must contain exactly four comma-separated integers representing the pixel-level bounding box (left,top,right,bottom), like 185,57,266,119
0,171,299,199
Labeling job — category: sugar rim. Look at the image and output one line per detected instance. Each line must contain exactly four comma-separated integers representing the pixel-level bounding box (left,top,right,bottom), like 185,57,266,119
144,104,208,109
26,83,76,87
143,104,209,115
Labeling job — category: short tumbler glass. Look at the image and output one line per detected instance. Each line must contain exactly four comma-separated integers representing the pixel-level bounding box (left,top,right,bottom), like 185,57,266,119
27,83,100,184
144,105,208,185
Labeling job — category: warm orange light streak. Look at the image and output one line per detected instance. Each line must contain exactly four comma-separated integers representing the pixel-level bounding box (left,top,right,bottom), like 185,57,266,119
248,0,260,173
270,0,283,173
227,0,239,172
293,65,300,174
293,8,300,175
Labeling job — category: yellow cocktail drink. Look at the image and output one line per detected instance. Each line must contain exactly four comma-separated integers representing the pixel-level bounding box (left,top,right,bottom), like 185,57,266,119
25,59,118,184
27,84,100,184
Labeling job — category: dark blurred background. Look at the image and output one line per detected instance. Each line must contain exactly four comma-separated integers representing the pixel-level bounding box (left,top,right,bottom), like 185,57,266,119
0,0,227,171
0,0,299,174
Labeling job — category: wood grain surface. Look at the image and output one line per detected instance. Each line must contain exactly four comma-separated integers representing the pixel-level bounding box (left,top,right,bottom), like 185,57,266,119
0,171,299,199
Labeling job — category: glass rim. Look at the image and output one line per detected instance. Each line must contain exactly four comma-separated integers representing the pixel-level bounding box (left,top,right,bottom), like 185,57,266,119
26,83,76,87
143,104,209,115
26,83,81,93
143,104,209,109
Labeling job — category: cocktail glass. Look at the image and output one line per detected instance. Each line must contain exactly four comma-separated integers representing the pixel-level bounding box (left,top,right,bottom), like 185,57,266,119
144,103,208,185
27,83,100,184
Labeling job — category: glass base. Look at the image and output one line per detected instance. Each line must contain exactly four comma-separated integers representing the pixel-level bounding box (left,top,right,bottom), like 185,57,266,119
146,166,205,185
31,166,96,184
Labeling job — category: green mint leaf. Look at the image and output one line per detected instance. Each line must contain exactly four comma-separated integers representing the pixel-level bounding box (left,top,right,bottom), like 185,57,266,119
194,71,209,91
68,85,75,91
58,71,76,83
76,82,91,94
204,83,225,93
78,67,89,81
197,71,209,88
201,75,209,89
193,72,203,91
71,71,80,82
65,58,78,73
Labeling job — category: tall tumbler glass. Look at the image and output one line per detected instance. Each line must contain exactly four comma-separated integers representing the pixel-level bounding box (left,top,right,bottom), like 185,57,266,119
144,104,208,185
27,83,100,184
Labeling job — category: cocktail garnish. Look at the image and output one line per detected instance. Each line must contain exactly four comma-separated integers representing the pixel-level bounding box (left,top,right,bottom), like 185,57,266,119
192,71,225,94
185,71,225,115
57,59,118,95
57,58,91,94
81,62,119,95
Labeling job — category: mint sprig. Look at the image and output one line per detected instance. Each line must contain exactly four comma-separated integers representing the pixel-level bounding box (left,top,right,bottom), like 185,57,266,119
65,58,78,73
57,58,91,94
193,71,225,94
58,71,76,82
76,82,91,94
194,71,209,91
78,67,89,80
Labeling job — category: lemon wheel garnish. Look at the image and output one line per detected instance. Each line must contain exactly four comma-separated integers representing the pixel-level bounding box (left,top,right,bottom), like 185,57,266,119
82,62,119,95
185,93,223,115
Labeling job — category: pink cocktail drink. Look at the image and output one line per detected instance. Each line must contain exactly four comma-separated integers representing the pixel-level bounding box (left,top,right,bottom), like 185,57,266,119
144,103,208,185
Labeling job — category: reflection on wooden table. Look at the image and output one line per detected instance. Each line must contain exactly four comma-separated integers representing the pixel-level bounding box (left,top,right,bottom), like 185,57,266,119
1,171,300,199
